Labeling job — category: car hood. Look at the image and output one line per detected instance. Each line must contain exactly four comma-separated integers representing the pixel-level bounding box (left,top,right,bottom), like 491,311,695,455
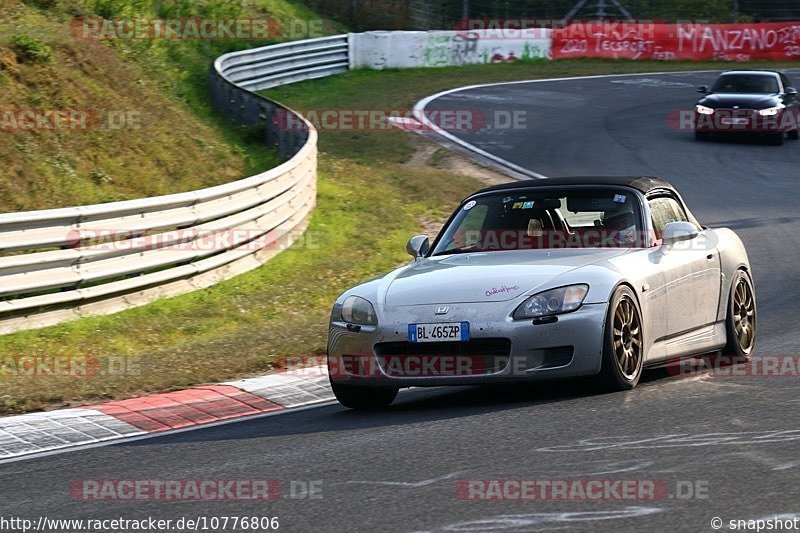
383,249,627,306
699,93,780,109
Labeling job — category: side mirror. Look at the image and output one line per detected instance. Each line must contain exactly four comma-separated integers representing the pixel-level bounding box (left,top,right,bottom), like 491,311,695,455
697,85,709,94
406,235,430,260
662,221,699,245
786,87,798,96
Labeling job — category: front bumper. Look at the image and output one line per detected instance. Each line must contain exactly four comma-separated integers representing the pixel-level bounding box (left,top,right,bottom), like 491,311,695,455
694,109,791,133
327,302,608,387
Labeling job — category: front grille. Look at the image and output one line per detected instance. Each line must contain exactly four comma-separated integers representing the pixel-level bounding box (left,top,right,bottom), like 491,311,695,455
375,338,512,357
374,339,511,377
715,108,755,114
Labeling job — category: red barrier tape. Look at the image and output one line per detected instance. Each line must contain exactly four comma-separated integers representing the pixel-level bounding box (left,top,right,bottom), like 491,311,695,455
553,22,800,61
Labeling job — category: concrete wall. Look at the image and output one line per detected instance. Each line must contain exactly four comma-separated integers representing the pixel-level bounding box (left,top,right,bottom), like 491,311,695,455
350,30,552,70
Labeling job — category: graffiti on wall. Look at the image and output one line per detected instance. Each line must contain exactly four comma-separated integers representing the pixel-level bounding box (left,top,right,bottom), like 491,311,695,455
553,22,800,61
422,31,549,67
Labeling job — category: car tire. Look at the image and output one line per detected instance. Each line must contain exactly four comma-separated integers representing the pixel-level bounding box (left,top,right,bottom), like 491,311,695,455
330,380,398,409
597,286,644,391
723,269,757,359
769,132,785,145
788,130,800,140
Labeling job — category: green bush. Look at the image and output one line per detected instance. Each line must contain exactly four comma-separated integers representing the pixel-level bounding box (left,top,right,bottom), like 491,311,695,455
11,35,53,63
21,0,59,9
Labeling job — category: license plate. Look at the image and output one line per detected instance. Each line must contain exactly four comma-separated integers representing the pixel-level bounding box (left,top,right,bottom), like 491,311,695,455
408,322,470,343
721,117,749,125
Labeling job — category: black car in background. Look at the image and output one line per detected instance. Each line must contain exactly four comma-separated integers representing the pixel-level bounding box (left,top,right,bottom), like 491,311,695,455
694,70,800,145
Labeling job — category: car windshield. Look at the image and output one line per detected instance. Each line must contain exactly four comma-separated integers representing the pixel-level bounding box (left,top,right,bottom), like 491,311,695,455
431,188,645,255
711,73,780,94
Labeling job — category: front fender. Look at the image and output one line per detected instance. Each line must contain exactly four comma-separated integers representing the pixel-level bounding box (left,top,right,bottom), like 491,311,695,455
712,227,753,322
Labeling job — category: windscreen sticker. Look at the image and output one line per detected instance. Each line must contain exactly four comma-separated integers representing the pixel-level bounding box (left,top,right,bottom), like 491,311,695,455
522,201,535,209
512,202,524,209
592,199,618,210
463,200,477,211
614,194,627,204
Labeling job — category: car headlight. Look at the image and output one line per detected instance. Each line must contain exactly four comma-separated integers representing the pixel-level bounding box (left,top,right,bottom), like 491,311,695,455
341,296,377,325
513,284,589,320
695,105,715,115
759,107,782,116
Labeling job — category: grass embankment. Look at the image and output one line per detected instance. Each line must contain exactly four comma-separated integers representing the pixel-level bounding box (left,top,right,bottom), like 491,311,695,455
3,58,800,414
0,0,340,211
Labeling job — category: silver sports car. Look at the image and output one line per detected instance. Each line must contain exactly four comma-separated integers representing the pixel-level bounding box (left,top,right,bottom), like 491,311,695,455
327,177,756,409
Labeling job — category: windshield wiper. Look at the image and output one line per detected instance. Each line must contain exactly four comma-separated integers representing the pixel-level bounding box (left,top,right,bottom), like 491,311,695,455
431,247,485,257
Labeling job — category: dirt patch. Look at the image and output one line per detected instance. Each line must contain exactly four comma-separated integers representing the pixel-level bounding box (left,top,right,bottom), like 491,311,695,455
406,136,514,187
0,47,19,73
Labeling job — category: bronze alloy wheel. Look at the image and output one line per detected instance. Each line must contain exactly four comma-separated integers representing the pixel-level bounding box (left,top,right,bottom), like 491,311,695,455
732,275,756,353
599,286,645,391
612,296,643,380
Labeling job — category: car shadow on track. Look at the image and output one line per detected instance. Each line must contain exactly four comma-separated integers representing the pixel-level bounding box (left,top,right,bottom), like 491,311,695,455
694,132,794,146
119,370,680,448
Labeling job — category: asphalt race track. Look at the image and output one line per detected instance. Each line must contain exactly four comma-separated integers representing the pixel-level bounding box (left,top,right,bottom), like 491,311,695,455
3,71,800,532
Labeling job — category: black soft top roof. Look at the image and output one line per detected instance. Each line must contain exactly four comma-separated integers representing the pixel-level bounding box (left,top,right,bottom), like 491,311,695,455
471,176,675,196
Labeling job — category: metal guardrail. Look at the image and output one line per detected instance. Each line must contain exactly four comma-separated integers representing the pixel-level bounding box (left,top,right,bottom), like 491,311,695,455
0,36,350,334
215,35,349,92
